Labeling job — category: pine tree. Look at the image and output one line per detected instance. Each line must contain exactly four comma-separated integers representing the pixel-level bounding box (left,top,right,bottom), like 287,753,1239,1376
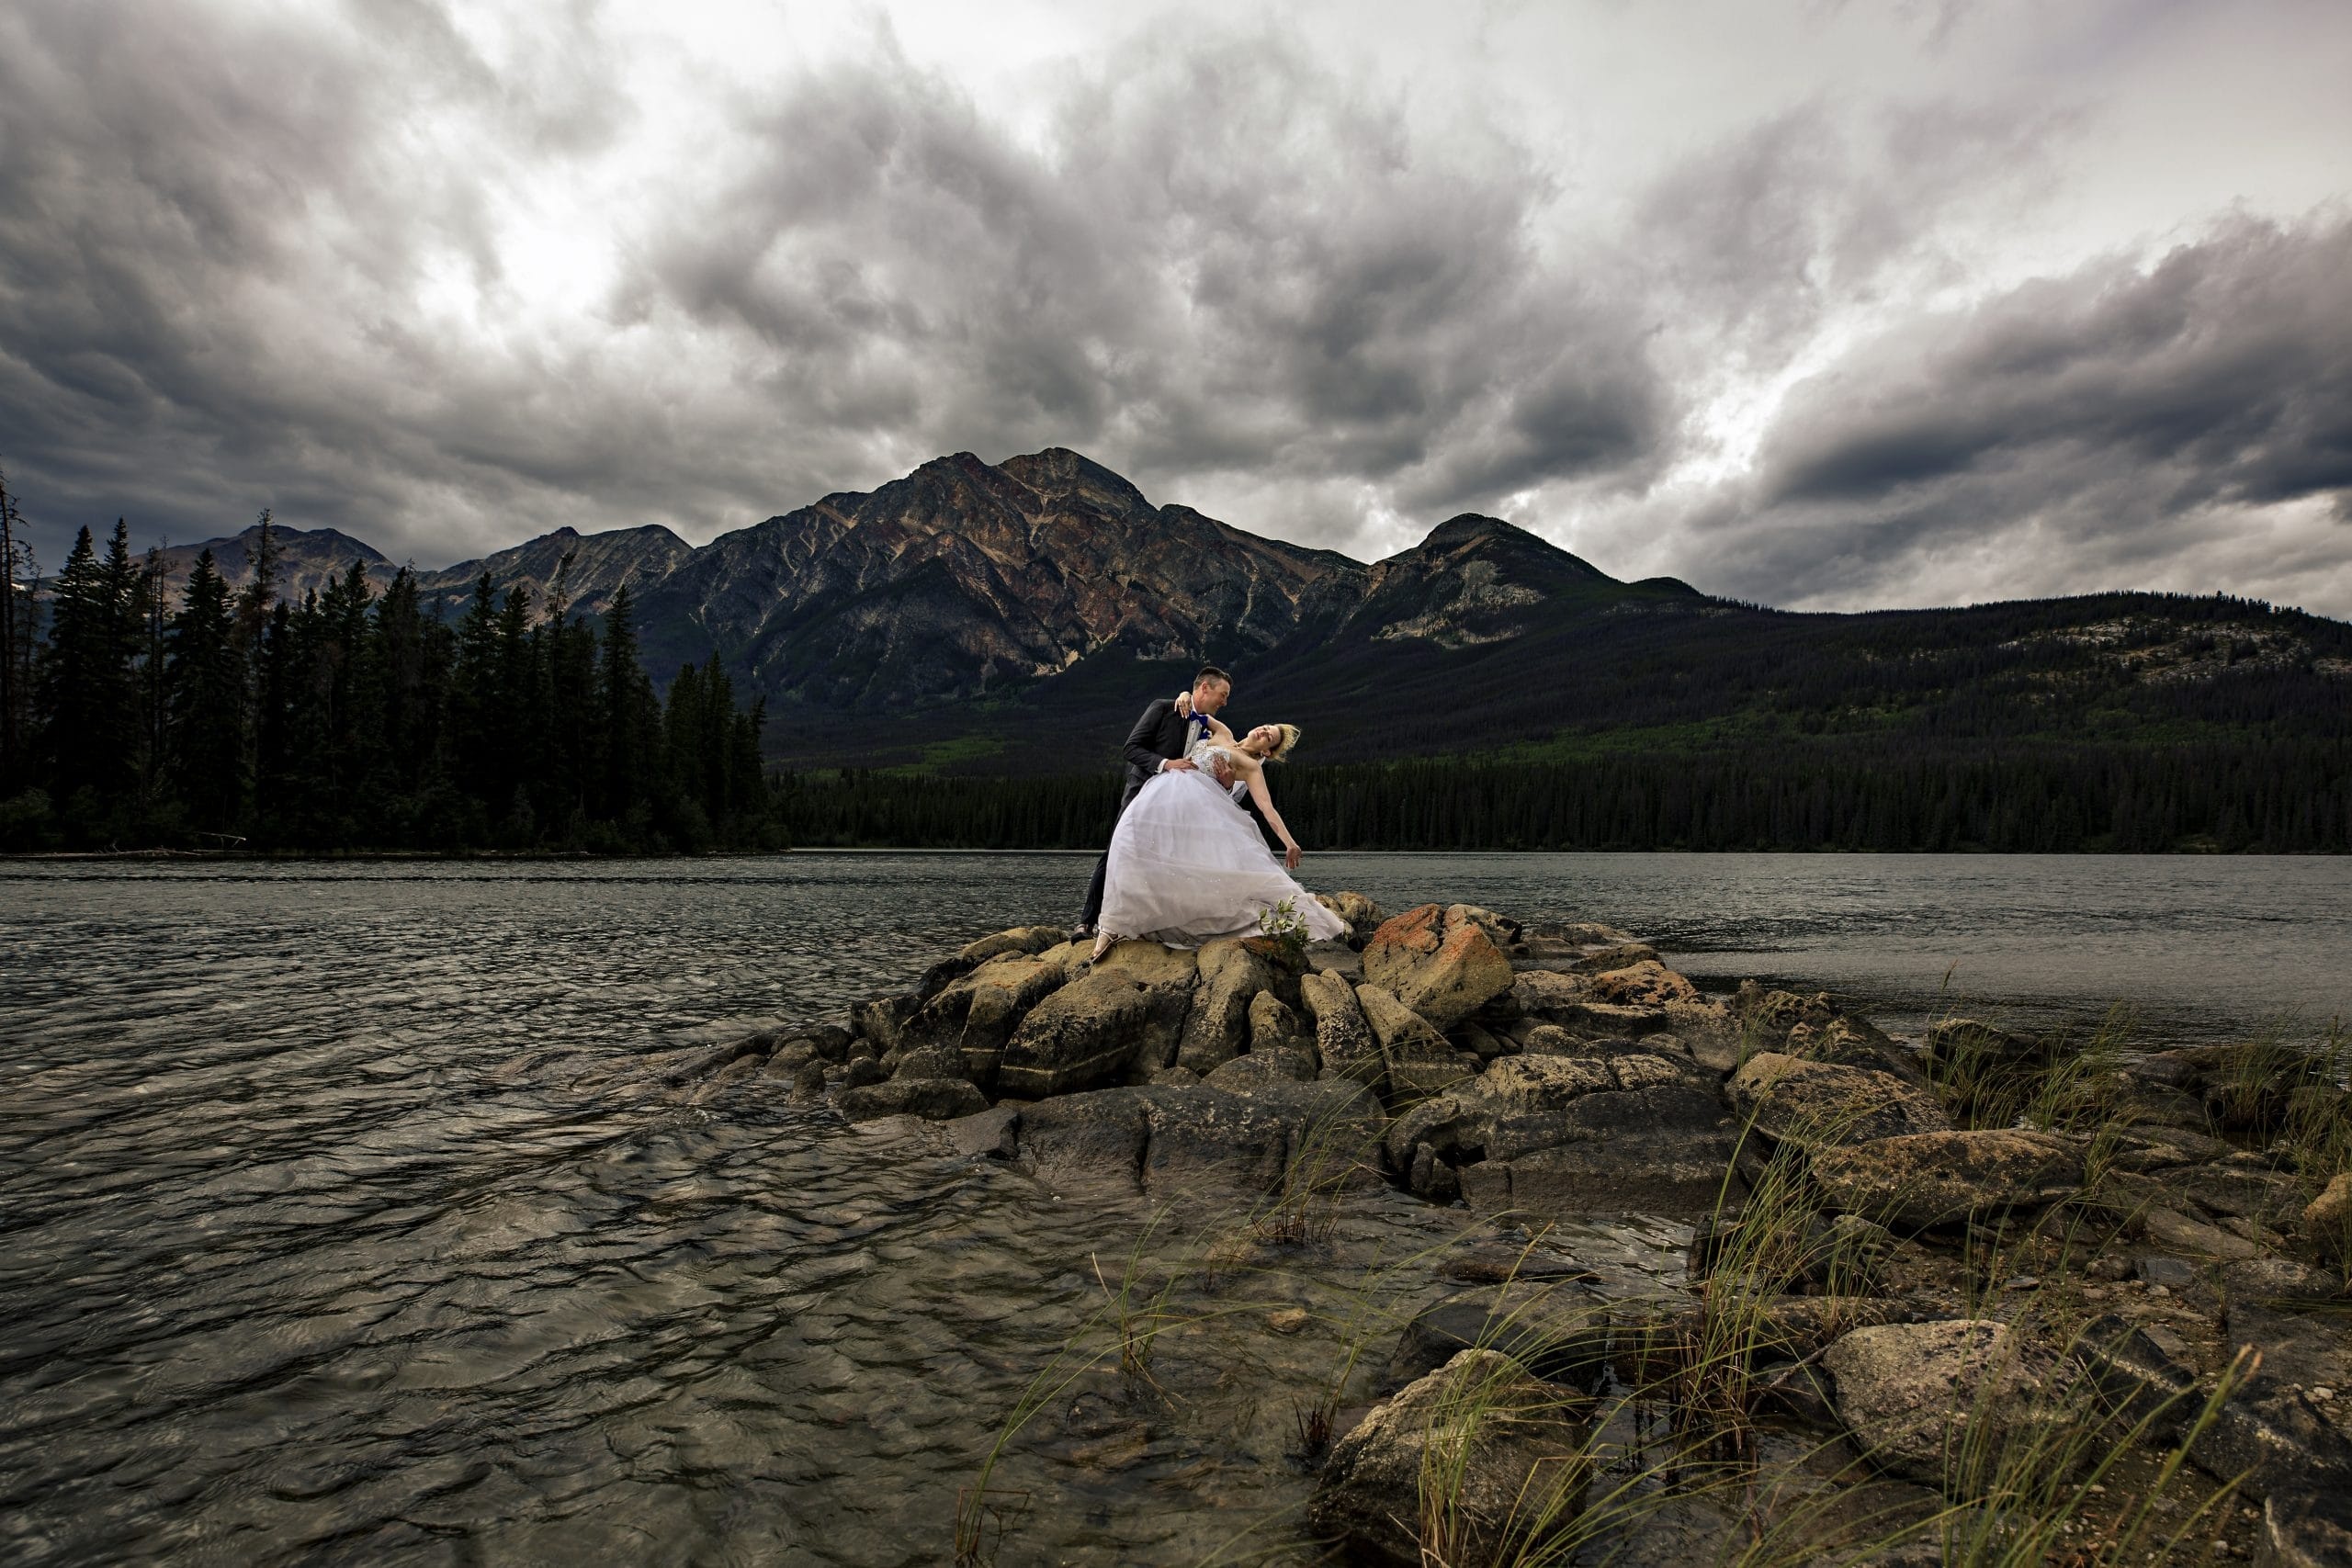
36,523,137,807
167,548,245,832
597,582,661,837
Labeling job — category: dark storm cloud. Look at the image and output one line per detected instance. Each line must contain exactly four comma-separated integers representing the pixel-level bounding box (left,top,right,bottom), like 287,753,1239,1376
0,4,1671,572
627,29,1670,547
1705,213,2352,606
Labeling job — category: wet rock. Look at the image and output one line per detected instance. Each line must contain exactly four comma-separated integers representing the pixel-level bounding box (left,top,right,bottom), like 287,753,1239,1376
1449,904,1523,949
1385,1280,1612,1392
1301,969,1382,1089
905,952,1070,1085
1148,1066,1200,1087
1309,1349,1591,1568
957,924,1067,964
838,1077,990,1122
1248,991,1313,1062
1822,1320,2055,1484
1016,1090,1154,1193
1204,1050,1317,1091
1809,1129,2082,1229
766,1038,819,1075
1355,983,1472,1102
1688,1211,1897,1295
1387,1048,1715,1170
1314,889,1387,945
840,1055,887,1091
1729,1053,1951,1149
1177,939,1276,1076
945,1103,1022,1159
2068,1314,2206,1443
1362,904,1517,1030
996,973,1159,1098
849,992,920,1053
786,1060,828,1102
2107,1126,2235,1172
1268,1306,1312,1335
2158,1163,2308,1227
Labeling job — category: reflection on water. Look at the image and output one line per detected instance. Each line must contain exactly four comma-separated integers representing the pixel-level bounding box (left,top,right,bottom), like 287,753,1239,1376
0,852,2343,1563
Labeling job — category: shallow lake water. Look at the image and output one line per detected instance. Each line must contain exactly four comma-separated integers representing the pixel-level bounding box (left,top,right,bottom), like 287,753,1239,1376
1,852,2345,1564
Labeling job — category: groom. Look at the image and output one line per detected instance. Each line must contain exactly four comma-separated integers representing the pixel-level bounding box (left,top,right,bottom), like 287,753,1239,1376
1076,664,1257,939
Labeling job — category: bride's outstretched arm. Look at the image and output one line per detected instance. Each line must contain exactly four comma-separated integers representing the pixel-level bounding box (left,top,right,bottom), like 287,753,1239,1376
1234,757,1303,870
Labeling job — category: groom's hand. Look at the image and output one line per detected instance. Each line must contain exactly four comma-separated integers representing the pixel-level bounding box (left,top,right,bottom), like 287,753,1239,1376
1162,758,1198,773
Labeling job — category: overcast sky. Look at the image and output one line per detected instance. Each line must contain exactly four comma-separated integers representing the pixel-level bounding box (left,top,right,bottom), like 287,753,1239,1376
3,0,2349,614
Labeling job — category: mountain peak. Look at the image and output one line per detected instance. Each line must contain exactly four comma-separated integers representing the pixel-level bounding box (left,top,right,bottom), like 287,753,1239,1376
997,446,1151,517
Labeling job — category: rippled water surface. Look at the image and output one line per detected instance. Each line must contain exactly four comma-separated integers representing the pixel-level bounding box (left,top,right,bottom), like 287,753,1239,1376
2,851,2346,1565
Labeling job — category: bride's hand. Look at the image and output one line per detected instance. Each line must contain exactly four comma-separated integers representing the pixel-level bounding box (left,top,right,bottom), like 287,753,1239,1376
1283,840,1302,871
1173,690,1192,716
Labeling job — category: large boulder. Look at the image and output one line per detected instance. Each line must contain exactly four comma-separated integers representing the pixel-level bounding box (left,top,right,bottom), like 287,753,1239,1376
1355,983,1473,1101
1307,1349,1591,1568
905,951,1069,1084
1302,969,1383,1088
848,992,920,1053
1728,1053,1951,1149
1822,1320,2056,1485
996,973,1160,1098
1177,939,1277,1076
1810,1130,2084,1229
1363,904,1518,1030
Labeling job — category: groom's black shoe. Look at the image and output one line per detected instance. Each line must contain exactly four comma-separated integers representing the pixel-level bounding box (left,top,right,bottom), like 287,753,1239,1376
1069,923,1094,942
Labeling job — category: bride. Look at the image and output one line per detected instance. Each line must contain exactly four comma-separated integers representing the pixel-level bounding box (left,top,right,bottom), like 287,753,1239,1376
1092,703,1351,956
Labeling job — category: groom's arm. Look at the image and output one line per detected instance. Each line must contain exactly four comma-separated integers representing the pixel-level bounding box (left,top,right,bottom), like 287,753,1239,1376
1124,698,1183,776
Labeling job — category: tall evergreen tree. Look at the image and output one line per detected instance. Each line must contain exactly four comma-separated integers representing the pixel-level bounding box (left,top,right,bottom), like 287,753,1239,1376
167,548,245,832
36,524,137,806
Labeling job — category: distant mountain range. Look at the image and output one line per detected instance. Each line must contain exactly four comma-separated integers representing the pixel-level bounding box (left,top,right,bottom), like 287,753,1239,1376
153,447,2352,772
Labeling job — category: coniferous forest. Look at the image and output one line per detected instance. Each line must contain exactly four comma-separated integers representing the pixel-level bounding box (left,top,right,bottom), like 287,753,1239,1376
0,505,785,853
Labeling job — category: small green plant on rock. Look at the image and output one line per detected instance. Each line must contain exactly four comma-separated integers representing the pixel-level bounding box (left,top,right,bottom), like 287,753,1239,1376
1257,896,1311,962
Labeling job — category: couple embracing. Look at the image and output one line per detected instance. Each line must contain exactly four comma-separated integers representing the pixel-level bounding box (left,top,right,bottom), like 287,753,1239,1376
1076,666,1349,959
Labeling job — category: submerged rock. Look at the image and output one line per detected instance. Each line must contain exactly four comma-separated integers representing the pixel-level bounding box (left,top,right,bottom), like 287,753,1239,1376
1308,1348,1591,1568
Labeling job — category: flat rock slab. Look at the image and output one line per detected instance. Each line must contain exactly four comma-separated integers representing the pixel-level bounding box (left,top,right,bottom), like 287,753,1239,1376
1383,1280,1612,1393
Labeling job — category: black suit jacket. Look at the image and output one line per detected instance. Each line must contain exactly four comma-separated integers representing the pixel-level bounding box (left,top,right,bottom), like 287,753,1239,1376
1117,696,1282,852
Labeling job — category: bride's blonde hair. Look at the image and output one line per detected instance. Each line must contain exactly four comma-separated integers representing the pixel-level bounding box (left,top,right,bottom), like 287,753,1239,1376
1261,722,1302,761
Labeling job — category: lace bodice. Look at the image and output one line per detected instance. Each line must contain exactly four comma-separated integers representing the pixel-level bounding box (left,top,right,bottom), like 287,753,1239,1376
1187,736,1244,772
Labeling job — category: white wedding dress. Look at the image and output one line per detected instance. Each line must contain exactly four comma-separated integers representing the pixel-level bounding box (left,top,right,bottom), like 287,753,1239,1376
1097,739,1351,949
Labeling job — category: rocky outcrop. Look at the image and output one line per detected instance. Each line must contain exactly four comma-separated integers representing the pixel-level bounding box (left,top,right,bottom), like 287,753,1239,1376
1307,1349,1591,1568
906,950,1069,1083
1010,1079,1385,1198
1363,905,1517,1029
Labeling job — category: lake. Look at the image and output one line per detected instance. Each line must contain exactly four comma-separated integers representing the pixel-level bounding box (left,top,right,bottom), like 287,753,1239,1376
2,852,2345,1564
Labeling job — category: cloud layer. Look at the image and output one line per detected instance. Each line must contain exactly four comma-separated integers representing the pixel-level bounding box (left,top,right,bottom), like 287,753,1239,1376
1,0,2347,615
